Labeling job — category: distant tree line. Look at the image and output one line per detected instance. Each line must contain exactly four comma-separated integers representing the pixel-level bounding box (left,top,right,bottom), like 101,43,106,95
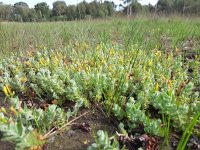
0,1,114,22
122,0,200,16
155,0,200,15
0,0,199,22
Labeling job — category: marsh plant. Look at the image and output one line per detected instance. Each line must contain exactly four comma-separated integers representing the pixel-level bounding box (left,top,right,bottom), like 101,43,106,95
0,18,199,149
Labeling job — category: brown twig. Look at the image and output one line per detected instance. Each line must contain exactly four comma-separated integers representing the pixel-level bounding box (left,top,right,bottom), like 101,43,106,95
45,111,89,139
43,127,56,139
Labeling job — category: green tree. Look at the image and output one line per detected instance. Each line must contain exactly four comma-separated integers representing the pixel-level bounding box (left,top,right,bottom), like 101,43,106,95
131,1,142,13
123,0,143,15
27,9,38,22
0,3,13,21
34,2,50,21
65,5,77,20
13,2,30,22
77,1,87,19
87,1,99,18
123,0,132,16
104,1,114,16
156,0,200,15
52,1,67,16
157,0,169,14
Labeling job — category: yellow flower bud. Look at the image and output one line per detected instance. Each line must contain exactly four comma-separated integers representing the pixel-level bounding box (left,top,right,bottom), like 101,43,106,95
15,68,19,74
155,51,161,57
20,77,28,83
6,85,12,95
175,47,179,52
169,79,173,89
101,59,106,64
155,83,159,91
3,85,14,97
3,86,9,97
0,107,7,114
10,106,17,115
109,49,114,56
148,60,153,66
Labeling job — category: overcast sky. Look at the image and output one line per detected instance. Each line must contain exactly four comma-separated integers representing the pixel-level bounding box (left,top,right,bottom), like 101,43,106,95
1,0,158,8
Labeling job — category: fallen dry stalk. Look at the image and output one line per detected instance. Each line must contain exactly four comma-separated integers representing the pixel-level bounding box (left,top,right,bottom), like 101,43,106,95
45,111,89,139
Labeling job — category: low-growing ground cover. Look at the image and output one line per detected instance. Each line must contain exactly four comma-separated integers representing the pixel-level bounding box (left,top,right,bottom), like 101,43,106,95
0,17,199,150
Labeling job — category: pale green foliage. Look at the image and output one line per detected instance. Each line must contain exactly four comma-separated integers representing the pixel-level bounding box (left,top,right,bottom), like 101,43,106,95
177,111,200,150
0,97,82,149
0,19,199,148
87,130,126,150
114,98,163,136
0,118,44,149
0,43,199,137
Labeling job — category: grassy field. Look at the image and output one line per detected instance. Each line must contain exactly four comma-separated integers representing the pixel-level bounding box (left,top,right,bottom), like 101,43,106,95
1,17,200,56
0,16,200,150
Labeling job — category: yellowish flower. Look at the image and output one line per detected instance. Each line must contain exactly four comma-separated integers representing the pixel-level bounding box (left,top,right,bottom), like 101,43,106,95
3,86,9,97
148,60,153,66
175,47,179,52
155,83,159,91
6,85,12,94
20,77,28,83
39,58,46,65
85,66,90,72
77,64,81,71
0,107,7,114
3,85,13,97
109,48,114,56
10,106,17,115
24,61,32,67
14,67,20,74
101,58,106,64
168,79,173,90
155,51,161,58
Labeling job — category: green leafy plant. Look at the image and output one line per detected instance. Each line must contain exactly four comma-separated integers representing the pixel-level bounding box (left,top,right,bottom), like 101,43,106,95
0,19,200,149
0,97,83,149
161,114,171,148
114,97,164,136
177,111,200,150
87,130,126,150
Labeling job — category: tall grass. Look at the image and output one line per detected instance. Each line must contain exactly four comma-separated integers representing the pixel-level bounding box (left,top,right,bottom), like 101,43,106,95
0,16,200,58
177,111,200,150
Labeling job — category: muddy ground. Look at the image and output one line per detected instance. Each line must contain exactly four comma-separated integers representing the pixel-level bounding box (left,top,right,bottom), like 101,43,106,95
44,106,118,150
0,98,118,150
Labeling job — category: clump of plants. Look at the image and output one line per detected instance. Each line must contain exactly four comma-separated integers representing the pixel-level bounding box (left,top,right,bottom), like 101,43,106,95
0,42,199,149
0,96,83,149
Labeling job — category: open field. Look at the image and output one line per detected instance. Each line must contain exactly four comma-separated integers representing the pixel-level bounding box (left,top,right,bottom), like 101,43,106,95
0,17,200,150
1,17,200,57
